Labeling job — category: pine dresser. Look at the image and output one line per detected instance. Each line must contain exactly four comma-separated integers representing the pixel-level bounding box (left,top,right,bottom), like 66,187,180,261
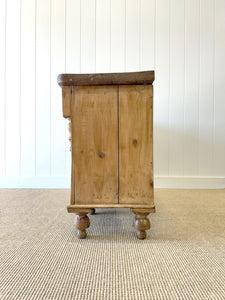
57,71,155,239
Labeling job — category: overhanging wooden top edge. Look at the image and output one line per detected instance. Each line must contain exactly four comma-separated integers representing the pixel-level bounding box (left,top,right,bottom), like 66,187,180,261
57,71,154,87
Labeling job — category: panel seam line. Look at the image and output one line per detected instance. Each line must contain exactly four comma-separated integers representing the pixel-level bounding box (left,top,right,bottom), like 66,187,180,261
117,85,119,204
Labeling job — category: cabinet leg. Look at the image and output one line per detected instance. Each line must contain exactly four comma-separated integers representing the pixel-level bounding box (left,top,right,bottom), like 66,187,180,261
74,212,90,239
132,209,151,240
90,208,96,215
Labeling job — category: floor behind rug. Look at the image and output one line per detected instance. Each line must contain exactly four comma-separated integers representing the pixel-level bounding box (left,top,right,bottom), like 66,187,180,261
0,189,224,300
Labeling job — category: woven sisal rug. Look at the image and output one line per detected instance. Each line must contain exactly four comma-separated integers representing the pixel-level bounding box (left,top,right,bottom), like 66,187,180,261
0,189,224,299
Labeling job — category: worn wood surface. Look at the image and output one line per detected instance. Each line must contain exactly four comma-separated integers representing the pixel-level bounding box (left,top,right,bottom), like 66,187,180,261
67,204,155,212
59,72,155,239
62,86,72,118
72,86,118,204
132,211,151,239
74,211,90,239
58,71,154,87
119,85,154,204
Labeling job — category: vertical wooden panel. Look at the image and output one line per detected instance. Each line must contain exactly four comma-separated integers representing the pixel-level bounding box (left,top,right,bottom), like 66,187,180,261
5,0,21,175
140,0,155,70
0,0,6,175
96,0,110,72
36,0,51,175
199,0,214,176
126,0,139,71
119,85,153,204
20,0,36,176
72,86,118,204
66,0,81,73
1,0,225,187
50,0,66,175
80,0,95,73
214,0,225,175
65,0,81,176
154,0,170,177
183,0,200,176
169,0,185,176
111,0,125,72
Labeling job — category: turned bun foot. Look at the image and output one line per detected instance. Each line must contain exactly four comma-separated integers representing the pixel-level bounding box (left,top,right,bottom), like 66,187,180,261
132,210,151,240
74,213,90,239
77,229,87,239
137,230,147,240
90,208,96,215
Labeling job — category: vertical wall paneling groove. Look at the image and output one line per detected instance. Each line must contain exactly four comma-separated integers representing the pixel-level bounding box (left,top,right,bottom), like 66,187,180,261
214,0,225,176
140,0,155,70
126,0,139,71
35,0,51,176
111,0,125,72
80,0,96,73
50,0,65,176
64,0,67,176
65,0,81,73
168,0,171,176
0,0,6,175
21,0,36,176
139,0,141,70
0,0,225,188
124,0,126,71
34,0,37,175
198,0,214,176
154,0,170,176
183,0,200,176
169,0,185,176
5,0,21,175
19,0,22,175
96,0,110,72
50,0,52,175
65,0,81,175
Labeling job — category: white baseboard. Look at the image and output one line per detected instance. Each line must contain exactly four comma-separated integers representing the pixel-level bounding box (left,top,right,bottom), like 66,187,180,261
155,176,225,189
0,176,224,189
0,176,70,188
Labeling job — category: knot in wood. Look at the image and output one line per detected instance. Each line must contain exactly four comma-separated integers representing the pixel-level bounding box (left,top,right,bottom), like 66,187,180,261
98,151,105,159
132,139,138,147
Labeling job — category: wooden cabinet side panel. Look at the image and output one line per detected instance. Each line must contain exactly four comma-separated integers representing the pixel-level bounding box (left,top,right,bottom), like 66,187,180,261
61,87,74,204
62,86,72,118
119,85,154,204
71,86,118,204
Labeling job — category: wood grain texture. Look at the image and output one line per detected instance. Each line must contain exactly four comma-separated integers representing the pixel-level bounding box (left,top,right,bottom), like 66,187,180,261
62,86,72,118
72,86,118,204
57,71,155,87
132,210,151,240
74,211,90,239
67,204,155,211
119,85,153,204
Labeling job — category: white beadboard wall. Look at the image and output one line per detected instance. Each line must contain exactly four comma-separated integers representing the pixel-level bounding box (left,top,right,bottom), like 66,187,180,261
0,0,225,188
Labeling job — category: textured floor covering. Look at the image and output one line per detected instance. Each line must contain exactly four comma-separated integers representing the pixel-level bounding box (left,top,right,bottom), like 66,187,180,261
0,189,225,300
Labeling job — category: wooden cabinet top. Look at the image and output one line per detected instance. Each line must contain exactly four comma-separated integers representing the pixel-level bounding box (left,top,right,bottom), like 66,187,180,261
57,70,154,87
